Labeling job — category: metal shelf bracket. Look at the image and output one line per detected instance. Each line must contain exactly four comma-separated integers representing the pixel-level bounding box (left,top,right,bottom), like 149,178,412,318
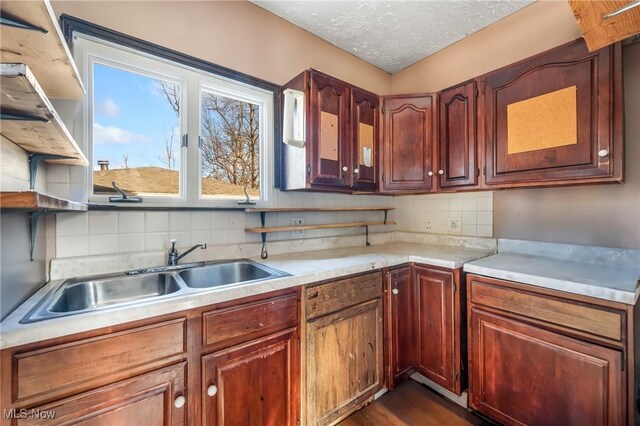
29,154,76,190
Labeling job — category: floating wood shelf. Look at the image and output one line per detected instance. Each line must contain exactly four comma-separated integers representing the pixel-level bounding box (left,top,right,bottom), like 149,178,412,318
246,221,396,234
0,191,87,212
1,64,88,167
245,207,395,213
0,0,84,99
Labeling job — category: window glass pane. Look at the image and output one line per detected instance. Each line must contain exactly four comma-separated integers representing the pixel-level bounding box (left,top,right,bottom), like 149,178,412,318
92,63,181,196
200,90,260,199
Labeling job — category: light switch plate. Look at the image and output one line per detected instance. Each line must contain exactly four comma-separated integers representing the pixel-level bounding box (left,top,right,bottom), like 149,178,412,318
291,217,304,238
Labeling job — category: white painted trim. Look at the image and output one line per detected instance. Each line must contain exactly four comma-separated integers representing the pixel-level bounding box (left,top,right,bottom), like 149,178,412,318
410,372,469,409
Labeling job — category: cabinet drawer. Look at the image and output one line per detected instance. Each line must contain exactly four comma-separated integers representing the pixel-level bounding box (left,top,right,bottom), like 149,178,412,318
14,318,186,404
306,272,382,320
468,275,624,343
203,293,298,350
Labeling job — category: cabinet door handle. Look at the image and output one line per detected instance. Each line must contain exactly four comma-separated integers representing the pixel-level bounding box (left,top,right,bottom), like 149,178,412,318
598,149,609,158
342,166,348,172
438,169,444,175
353,168,360,174
174,395,186,408
392,288,399,295
427,171,433,177
207,385,218,397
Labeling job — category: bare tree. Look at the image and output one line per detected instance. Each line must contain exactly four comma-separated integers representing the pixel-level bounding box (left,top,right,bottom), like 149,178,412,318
157,129,177,170
117,152,130,169
155,80,180,116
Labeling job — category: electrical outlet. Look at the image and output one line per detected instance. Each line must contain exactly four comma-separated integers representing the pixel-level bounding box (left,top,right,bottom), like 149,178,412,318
448,217,461,234
425,212,434,232
291,217,304,238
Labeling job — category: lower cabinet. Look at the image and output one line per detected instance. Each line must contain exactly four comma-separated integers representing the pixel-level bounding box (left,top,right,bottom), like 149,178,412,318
305,272,383,425
387,264,464,395
467,274,633,426
202,329,299,426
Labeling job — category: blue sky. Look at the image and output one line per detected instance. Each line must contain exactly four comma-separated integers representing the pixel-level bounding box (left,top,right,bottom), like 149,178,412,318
93,63,180,170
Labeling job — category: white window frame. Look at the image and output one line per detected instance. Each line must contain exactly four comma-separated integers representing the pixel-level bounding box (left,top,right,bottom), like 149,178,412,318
73,34,274,208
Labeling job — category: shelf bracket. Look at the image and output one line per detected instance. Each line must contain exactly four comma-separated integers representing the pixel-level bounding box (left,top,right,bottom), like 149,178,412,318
259,211,268,259
28,210,54,261
0,12,48,34
364,225,371,247
29,154,76,190
1,112,50,123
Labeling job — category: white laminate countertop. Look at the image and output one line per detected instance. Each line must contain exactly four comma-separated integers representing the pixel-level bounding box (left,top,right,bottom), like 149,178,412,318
464,239,640,305
0,242,494,350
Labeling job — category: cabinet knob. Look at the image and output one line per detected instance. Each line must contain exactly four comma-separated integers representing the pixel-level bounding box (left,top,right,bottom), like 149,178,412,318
342,166,348,172
392,288,399,295
438,169,444,175
353,168,359,174
427,171,433,177
598,149,609,158
174,395,186,408
207,385,218,397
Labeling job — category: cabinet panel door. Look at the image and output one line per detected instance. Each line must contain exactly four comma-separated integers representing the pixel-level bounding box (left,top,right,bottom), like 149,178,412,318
388,267,416,386
415,266,459,393
438,81,478,189
308,71,350,188
202,329,299,426
350,88,379,191
483,39,623,187
381,95,436,193
469,308,624,426
306,299,383,426
16,363,187,426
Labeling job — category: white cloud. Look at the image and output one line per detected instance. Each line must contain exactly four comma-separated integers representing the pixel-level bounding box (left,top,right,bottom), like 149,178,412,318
95,98,120,117
93,123,151,145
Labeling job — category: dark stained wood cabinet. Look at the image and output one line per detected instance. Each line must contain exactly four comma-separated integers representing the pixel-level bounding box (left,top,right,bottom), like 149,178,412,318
281,69,380,192
467,274,635,426
414,265,464,395
305,272,383,425
202,329,298,426
386,264,465,395
387,266,416,387
482,39,623,188
380,94,437,194
438,80,479,190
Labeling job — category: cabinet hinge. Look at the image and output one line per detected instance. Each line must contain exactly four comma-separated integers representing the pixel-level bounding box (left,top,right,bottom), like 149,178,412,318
381,173,385,182
482,166,486,176
306,164,311,175
476,167,480,177
181,134,188,148
475,88,479,98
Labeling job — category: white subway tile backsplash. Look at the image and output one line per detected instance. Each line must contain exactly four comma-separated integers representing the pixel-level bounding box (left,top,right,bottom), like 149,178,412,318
47,165,70,183
169,212,191,232
118,212,145,234
211,212,230,229
190,212,210,230
477,224,493,237
89,211,118,235
144,232,170,251
88,234,118,255
462,196,477,211
145,212,169,233
57,235,89,257
118,233,145,253
477,211,493,226
477,195,493,211
449,198,463,212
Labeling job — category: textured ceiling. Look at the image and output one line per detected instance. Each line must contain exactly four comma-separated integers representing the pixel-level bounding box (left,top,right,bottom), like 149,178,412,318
252,0,535,74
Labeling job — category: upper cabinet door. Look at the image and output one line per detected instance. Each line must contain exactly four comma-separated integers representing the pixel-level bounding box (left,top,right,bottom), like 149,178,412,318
483,39,623,188
308,71,351,188
350,88,379,192
438,81,478,190
381,95,436,193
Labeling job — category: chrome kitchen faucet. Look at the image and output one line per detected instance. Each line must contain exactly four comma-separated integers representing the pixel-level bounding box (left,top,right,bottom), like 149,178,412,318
168,239,207,266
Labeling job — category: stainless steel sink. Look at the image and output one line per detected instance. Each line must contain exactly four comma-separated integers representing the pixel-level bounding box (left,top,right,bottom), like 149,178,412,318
20,259,289,323
48,274,181,313
179,260,287,288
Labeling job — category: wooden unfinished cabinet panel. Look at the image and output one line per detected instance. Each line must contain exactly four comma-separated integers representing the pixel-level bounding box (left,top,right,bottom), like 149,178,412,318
438,80,479,190
469,308,623,426
387,266,417,388
380,94,437,193
306,299,383,425
414,265,463,395
483,39,623,188
202,329,299,426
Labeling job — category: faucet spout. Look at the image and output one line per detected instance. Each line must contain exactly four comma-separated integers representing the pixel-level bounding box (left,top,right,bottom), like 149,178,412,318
167,240,207,266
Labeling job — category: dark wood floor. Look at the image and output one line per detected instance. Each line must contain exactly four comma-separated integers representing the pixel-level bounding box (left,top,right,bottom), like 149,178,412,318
340,380,493,426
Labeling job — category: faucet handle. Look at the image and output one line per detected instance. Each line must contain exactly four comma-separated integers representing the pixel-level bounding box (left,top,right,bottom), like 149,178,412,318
170,239,177,250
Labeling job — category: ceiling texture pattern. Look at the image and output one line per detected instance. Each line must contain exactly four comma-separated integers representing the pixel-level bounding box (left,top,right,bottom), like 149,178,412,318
252,0,535,74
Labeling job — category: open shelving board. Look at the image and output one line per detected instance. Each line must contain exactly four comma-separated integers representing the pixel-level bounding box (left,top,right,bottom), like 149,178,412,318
1,64,88,166
0,0,84,99
0,191,87,212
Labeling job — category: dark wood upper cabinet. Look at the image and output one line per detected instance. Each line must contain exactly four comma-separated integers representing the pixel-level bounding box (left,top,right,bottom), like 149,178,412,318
438,81,478,190
482,39,623,188
281,69,379,192
380,94,437,193
350,87,380,191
